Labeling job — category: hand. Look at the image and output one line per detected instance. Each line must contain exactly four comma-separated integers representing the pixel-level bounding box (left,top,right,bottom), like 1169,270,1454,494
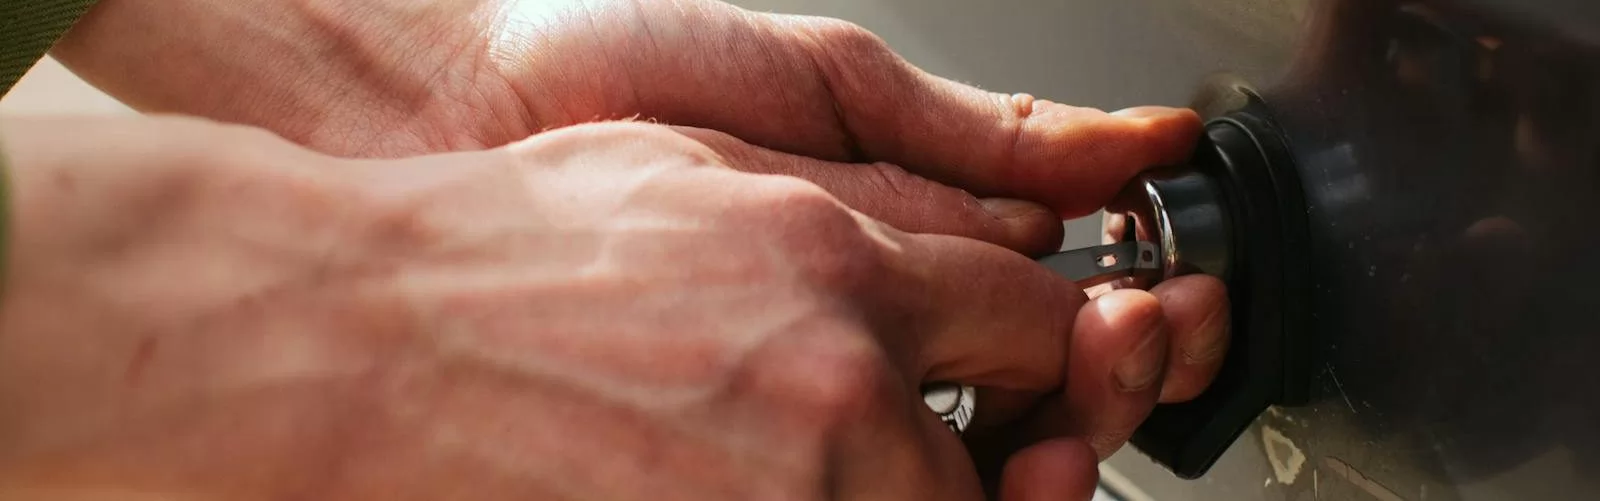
52,0,1231,489
55,0,1197,253
5,116,1127,500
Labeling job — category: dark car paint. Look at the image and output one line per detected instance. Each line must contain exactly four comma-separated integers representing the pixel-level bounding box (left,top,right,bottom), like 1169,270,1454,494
1104,1,1600,499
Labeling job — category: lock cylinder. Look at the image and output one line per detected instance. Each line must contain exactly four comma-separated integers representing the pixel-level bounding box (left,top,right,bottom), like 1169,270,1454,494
1102,167,1233,287
1101,90,1314,479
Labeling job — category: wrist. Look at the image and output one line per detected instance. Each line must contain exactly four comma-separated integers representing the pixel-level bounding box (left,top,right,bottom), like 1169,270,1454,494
0,117,398,494
0,116,218,472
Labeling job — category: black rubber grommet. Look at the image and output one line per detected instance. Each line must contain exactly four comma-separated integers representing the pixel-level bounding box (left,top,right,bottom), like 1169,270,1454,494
1125,91,1312,479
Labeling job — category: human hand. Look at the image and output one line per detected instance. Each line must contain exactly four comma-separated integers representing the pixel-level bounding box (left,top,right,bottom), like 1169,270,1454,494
51,0,1231,489
59,0,1226,387
57,0,1194,252
3,115,1149,500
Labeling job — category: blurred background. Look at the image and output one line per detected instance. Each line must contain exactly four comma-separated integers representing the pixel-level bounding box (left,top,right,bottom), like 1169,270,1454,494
1,57,129,115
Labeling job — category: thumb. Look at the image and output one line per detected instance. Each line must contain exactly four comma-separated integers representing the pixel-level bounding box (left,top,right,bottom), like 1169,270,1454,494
770,15,1203,217
672,126,1064,256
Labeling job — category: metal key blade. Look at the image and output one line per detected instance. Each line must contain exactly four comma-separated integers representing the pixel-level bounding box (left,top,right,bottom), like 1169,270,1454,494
1036,241,1161,288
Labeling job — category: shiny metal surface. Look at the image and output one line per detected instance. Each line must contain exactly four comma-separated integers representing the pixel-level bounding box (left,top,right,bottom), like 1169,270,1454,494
922,382,976,435
1103,168,1233,287
1037,241,1162,289
730,0,1600,499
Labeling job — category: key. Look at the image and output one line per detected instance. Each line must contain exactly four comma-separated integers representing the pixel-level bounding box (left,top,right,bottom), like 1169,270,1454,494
1037,241,1162,289
925,240,1163,435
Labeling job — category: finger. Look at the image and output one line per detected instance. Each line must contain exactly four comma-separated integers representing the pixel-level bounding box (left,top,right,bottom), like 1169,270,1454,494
1150,274,1231,403
1022,289,1169,459
863,229,1086,394
997,439,1101,501
965,388,1046,432
781,334,983,501
674,126,1063,256
506,1,1202,216
961,387,1050,492
850,227,1089,452
767,12,1203,215
761,12,1201,215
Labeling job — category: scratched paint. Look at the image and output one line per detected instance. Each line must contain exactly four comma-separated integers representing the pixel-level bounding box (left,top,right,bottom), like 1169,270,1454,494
1262,425,1306,484
1323,457,1406,501
1325,363,1357,413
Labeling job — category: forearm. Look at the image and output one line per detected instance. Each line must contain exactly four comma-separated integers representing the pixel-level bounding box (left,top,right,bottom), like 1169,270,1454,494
0,116,227,374
51,0,518,157
0,117,381,498
0,117,200,272
0,117,210,473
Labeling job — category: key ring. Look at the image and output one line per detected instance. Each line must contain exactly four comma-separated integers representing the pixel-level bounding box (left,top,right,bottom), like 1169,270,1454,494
922,383,977,434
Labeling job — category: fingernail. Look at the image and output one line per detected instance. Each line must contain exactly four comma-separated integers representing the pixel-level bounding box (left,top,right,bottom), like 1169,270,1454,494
979,198,1046,220
1110,106,1181,119
1181,308,1229,365
1114,325,1167,392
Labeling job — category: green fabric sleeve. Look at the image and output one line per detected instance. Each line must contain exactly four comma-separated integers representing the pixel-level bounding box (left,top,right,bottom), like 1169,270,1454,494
1,0,100,97
0,134,9,295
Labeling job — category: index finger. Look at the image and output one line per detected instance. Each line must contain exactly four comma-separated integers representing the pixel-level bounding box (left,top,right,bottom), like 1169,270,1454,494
758,12,1204,216
864,223,1085,395
502,0,1202,217
758,12,1203,216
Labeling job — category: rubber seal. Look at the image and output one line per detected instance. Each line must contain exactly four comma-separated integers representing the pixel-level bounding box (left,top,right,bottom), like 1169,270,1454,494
1124,90,1313,479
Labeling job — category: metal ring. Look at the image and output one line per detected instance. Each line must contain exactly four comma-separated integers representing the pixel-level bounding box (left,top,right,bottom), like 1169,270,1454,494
922,383,977,435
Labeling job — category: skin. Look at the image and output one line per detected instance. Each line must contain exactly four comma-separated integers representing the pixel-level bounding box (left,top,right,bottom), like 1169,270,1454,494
0,0,1233,498
1,115,1150,501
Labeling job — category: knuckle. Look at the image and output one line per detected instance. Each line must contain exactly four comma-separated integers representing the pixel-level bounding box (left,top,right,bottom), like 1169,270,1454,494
804,17,890,55
743,174,841,208
860,162,980,218
766,327,898,423
734,176,850,235
737,177,889,293
798,244,885,298
577,121,706,151
514,121,726,169
860,162,925,202
785,15,904,91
